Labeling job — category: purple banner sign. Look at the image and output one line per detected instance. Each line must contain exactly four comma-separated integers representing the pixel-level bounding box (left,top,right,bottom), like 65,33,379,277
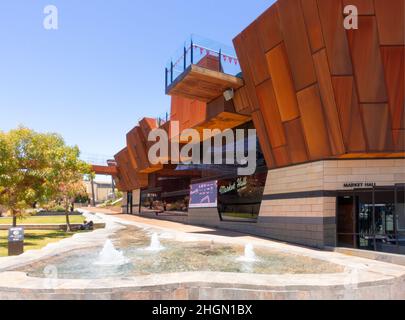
189,180,218,208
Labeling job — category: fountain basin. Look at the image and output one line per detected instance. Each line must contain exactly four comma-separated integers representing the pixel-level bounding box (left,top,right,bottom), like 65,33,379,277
0,211,405,300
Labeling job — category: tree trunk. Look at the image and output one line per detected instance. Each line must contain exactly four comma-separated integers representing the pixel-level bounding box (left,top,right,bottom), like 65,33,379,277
65,207,71,232
12,210,17,227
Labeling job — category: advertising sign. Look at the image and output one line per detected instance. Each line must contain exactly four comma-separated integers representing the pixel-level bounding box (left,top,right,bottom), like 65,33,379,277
8,227,24,242
189,180,218,208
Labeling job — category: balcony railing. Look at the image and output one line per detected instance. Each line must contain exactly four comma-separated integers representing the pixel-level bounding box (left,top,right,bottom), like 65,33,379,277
165,34,241,91
156,111,169,127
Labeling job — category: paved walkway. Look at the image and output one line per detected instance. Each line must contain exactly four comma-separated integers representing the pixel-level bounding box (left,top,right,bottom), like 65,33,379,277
84,207,306,249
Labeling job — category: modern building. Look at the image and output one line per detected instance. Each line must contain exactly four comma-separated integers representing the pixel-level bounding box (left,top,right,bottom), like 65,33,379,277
94,0,405,254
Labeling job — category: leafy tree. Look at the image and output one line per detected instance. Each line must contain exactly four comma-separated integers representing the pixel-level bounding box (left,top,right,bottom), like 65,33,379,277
0,127,92,228
40,135,92,231
55,180,87,231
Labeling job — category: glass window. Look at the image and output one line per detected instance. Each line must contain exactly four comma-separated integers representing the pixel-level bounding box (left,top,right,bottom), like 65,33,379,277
218,170,267,222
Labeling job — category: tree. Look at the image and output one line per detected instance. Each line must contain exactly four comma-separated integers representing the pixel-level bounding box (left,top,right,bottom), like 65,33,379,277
55,180,87,231
0,127,54,226
0,127,92,228
50,147,92,231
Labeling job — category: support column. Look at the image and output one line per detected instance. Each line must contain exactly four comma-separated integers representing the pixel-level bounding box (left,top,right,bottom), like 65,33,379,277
90,177,96,206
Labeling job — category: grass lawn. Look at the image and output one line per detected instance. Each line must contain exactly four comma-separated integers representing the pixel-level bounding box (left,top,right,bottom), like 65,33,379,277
0,230,81,257
0,215,85,225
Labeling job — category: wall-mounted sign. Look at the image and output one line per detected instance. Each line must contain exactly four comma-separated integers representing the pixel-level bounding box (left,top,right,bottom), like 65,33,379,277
343,182,376,189
8,227,24,242
219,177,248,195
189,180,217,208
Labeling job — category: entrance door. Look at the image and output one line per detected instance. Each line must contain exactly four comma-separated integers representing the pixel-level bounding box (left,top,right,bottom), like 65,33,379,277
338,186,405,254
337,196,356,247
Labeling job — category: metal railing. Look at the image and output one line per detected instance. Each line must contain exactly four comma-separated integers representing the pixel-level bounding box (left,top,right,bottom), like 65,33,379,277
165,34,241,90
80,153,114,166
156,111,169,127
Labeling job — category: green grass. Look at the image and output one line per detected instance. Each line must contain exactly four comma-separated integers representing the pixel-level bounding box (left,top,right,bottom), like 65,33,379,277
0,215,85,225
0,230,82,257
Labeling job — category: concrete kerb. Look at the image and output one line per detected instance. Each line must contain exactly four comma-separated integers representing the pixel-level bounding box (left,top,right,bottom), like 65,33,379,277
0,210,404,300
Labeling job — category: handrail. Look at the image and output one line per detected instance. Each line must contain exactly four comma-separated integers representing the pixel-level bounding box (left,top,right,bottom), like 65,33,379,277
165,35,241,90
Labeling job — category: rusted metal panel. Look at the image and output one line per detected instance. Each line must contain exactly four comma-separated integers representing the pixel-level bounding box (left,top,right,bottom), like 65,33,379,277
317,0,353,75
332,76,367,152
233,34,260,112
256,4,283,52
255,78,286,148
342,0,375,15
240,22,270,86
374,0,405,45
301,0,325,52
380,46,405,131
277,0,317,91
251,110,275,168
347,16,388,103
265,43,300,122
313,49,345,155
297,84,332,160
360,104,393,151
284,118,309,164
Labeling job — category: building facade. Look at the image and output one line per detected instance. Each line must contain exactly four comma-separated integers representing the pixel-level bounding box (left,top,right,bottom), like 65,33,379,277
93,0,405,254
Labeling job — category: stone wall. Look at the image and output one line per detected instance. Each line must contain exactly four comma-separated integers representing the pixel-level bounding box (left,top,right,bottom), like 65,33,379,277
187,159,404,249
258,159,405,248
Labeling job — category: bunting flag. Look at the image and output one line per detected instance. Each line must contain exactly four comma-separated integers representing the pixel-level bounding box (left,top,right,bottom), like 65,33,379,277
186,44,239,65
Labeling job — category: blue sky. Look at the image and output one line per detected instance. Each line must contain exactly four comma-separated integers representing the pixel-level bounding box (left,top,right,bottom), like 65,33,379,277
0,0,274,159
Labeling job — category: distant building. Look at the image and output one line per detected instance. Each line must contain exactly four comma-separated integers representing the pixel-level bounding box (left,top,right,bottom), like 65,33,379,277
84,180,114,204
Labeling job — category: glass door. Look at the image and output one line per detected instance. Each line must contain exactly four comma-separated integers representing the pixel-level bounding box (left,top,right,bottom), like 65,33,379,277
395,185,405,253
127,191,133,214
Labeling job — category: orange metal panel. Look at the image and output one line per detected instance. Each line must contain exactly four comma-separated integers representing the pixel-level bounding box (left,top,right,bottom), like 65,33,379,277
301,0,325,53
139,118,157,147
255,78,286,148
342,0,375,15
91,165,118,176
374,0,405,45
240,22,270,86
233,34,260,112
265,43,300,122
313,49,345,155
170,95,207,132
233,86,252,115
256,4,283,52
251,110,275,168
360,104,393,151
332,76,367,152
380,46,405,131
317,0,353,75
272,145,291,167
284,118,309,164
393,130,405,151
347,16,387,103
297,84,332,160
277,0,317,91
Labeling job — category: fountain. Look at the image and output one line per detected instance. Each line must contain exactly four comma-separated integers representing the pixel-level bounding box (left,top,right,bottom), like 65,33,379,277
94,240,130,266
145,233,164,251
237,244,258,262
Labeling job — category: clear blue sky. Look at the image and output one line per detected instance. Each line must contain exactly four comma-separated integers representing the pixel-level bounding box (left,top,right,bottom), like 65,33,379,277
0,0,274,159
